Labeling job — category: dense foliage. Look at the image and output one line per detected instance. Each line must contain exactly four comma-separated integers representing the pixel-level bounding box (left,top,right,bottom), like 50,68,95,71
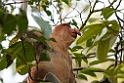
0,0,124,83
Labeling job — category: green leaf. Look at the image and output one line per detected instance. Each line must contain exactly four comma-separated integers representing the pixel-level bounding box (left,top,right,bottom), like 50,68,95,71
96,30,118,61
62,0,71,4
31,14,52,39
108,20,120,33
7,41,35,62
82,67,105,72
77,23,104,44
0,77,3,83
81,70,96,77
2,14,16,35
39,82,51,83
49,37,57,42
77,74,87,80
73,53,83,67
70,46,83,52
71,19,79,29
4,41,35,74
0,43,2,49
91,80,100,83
39,49,50,61
89,59,114,66
0,33,6,42
81,54,88,64
0,55,7,70
17,11,28,34
101,8,115,19
88,17,100,23
117,74,124,78
16,57,28,75
97,36,110,61
87,40,99,53
45,10,51,16
86,38,93,47
113,64,123,75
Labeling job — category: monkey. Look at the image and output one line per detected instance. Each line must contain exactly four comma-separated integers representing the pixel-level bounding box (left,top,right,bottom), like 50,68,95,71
26,23,81,83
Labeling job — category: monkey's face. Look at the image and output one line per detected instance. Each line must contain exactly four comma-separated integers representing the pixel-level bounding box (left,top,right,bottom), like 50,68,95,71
68,28,81,39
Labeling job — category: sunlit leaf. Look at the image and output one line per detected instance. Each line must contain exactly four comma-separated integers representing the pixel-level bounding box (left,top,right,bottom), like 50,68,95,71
91,80,100,83
101,8,115,19
73,53,83,67
108,20,120,33
87,41,99,53
31,14,52,39
70,46,83,52
16,57,28,75
82,67,105,72
88,17,100,23
16,64,26,72
117,74,124,78
113,64,123,75
90,59,114,66
81,69,97,77
81,54,88,64
77,74,88,80
77,23,105,44
97,36,110,61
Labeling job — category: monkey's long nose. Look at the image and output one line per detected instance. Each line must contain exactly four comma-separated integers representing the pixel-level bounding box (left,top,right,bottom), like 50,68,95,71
74,29,81,36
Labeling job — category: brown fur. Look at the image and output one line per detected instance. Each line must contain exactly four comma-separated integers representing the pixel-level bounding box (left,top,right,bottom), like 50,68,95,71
27,24,80,83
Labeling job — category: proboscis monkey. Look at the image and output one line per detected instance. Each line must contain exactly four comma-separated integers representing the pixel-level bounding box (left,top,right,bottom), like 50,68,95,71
27,23,81,83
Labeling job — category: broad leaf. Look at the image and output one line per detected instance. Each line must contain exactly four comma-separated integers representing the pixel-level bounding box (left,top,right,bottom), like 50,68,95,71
107,20,120,33
87,40,99,53
77,23,104,44
73,53,83,67
4,41,35,74
86,38,93,47
31,14,52,39
97,31,118,61
82,67,105,72
113,64,123,75
2,14,16,35
81,69,97,77
97,36,110,61
77,74,88,80
39,49,50,61
70,46,83,52
101,8,115,19
0,55,7,70
17,11,28,34
16,57,28,75
91,80,100,83
89,59,114,66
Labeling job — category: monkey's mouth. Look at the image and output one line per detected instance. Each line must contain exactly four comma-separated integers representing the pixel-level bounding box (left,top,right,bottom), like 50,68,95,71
71,29,81,38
